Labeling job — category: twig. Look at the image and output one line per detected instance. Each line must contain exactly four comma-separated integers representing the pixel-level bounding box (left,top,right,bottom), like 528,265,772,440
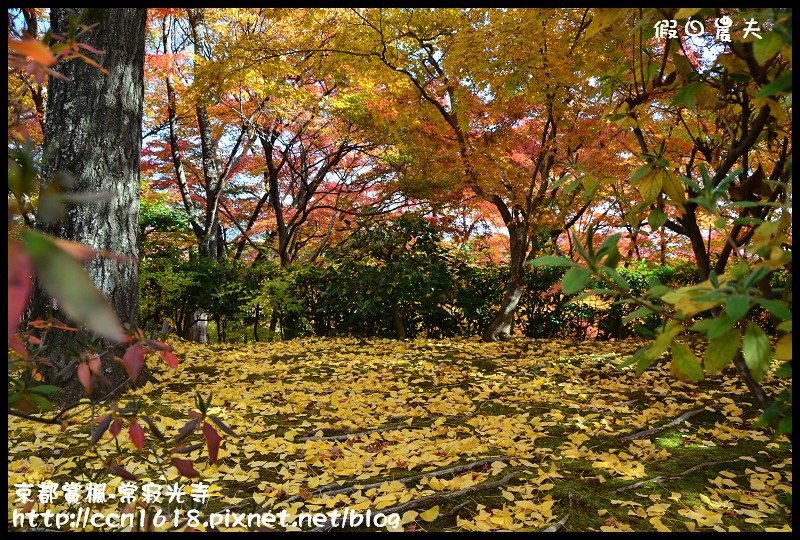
615,459,738,492
621,404,721,441
443,500,471,519
543,513,569,532
309,470,523,531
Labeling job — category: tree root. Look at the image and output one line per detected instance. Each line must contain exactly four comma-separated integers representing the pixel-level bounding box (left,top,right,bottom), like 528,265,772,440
310,470,523,531
615,459,739,492
621,404,722,441
313,456,510,499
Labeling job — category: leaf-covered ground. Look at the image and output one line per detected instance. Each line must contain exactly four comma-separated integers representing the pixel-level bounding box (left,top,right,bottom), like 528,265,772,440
8,337,792,532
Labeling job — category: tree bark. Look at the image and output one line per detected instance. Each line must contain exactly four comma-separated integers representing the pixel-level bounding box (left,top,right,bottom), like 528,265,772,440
29,8,147,404
483,221,528,341
392,304,406,340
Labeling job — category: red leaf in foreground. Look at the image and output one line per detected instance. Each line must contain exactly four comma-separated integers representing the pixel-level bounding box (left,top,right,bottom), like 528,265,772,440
129,420,145,451
8,239,33,337
122,343,145,381
8,335,27,357
77,362,92,389
88,355,102,375
202,422,221,464
109,418,122,437
160,349,180,369
171,458,200,478
109,464,137,481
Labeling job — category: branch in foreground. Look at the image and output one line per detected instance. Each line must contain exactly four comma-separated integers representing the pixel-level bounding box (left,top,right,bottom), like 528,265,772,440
621,404,721,441
310,469,523,532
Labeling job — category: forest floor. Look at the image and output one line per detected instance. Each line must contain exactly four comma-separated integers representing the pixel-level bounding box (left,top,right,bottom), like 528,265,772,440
8,337,792,532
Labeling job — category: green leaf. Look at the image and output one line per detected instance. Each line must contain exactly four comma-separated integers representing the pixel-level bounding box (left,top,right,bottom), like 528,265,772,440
27,392,54,412
776,321,792,333
597,233,621,259
634,169,663,205
674,8,702,18
690,318,715,333
742,322,771,382
726,295,750,319
755,298,792,320
753,32,783,65
646,284,672,298
756,72,792,98
671,342,704,382
671,82,703,109
562,266,591,295
648,208,667,230
618,345,647,370
623,306,654,324
530,255,573,268
638,321,682,375
604,267,629,291
703,329,740,374
777,416,792,437
22,230,124,342
773,361,792,379
708,314,737,340
28,385,61,395
629,162,653,184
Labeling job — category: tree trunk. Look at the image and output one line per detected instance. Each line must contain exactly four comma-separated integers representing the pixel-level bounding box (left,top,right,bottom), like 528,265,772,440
187,310,209,343
483,222,528,342
29,8,147,405
392,304,406,340
253,303,260,341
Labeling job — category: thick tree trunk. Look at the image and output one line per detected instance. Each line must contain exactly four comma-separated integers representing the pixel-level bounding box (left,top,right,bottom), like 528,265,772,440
483,222,528,342
29,8,147,405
